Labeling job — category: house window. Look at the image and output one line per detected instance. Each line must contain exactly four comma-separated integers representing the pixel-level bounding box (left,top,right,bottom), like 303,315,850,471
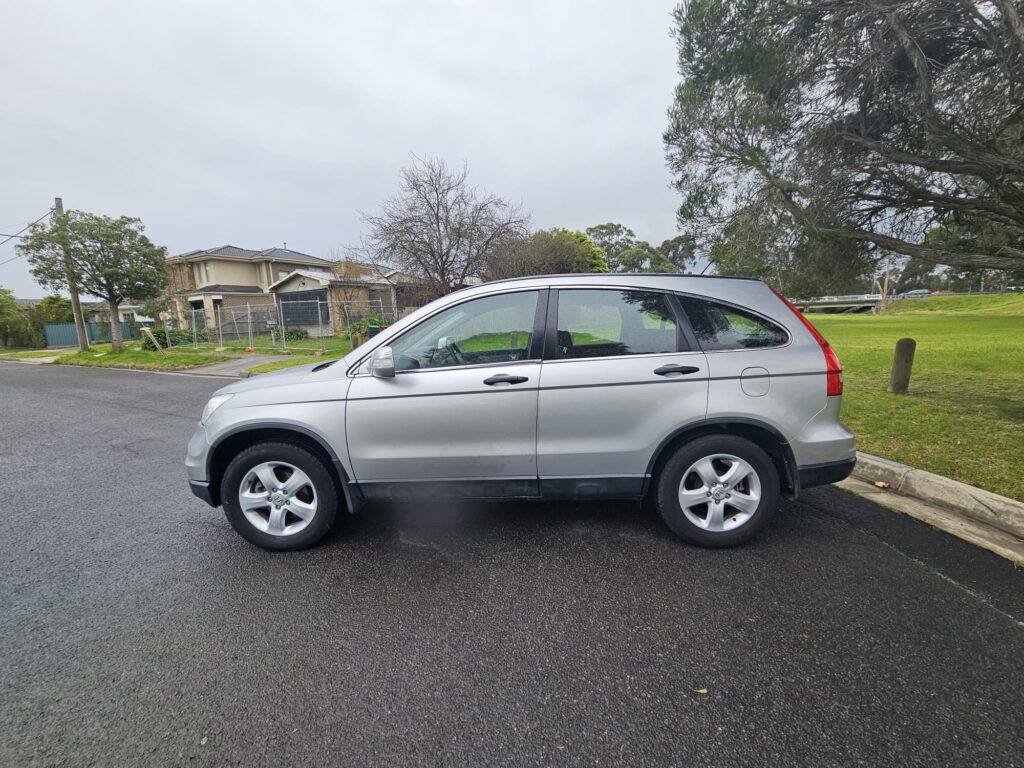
279,270,289,280
123,312,136,324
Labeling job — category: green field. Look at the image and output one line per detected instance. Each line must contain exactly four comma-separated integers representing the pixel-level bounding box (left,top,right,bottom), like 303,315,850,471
811,294,1024,501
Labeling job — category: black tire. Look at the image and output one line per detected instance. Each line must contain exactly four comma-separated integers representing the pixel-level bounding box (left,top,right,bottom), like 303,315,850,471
655,435,779,548
221,441,339,551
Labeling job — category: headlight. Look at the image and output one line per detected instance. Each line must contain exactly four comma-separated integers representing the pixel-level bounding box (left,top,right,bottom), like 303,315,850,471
201,393,233,424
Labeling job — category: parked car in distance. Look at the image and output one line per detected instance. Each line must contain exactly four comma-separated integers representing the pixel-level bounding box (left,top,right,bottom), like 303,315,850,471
186,274,855,550
899,289,932,298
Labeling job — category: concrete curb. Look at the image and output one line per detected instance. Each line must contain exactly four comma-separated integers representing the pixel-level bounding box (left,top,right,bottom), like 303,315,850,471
852,452,1024,540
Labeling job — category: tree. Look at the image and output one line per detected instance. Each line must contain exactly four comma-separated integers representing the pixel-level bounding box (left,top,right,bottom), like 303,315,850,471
893,258,938,293
585,223,639,272
708,205,877,298
31,295,74,325
0,287,40,348
484,229,609,279
585,223,697,272
17,211,167,350
357,155,529,294
658,235,697,272
665,0,1024,273
136,295,171,328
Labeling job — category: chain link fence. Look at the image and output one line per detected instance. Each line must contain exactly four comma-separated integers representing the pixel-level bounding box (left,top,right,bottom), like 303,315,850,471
158,299,395,353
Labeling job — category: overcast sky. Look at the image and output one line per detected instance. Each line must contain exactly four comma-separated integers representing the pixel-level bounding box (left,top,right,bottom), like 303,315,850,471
0,0,682,298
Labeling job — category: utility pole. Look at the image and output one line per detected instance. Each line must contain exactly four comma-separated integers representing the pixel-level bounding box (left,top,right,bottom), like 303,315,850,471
54,197,89,351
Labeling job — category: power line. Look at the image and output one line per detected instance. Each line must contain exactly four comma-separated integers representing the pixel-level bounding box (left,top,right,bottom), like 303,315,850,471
0,208,55,267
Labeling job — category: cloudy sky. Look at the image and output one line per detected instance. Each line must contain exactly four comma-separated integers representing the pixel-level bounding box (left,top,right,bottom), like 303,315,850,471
0,1,683,297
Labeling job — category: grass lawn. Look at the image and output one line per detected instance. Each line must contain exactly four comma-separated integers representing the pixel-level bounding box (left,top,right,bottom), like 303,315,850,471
180,334,355,355
55,344,234,371
811,293,1024,500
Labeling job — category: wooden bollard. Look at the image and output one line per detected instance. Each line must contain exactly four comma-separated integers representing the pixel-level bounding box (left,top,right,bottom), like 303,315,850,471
888,338,916,394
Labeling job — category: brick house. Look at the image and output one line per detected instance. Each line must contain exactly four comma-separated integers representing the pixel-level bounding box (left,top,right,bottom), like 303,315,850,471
165,245,334,324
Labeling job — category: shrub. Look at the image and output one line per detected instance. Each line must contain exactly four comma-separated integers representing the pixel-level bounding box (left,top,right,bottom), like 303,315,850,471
282,327,308,341
141,327,208,350
346,314,392,339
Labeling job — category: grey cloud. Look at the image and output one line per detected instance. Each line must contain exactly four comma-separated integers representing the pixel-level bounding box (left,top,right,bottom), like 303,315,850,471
0,0,681,296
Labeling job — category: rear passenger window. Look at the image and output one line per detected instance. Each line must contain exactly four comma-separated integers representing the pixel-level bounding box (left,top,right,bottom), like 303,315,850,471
555,289,681,359
678,297,788,350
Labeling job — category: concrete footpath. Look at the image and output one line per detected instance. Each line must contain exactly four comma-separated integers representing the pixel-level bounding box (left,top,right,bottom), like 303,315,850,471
182,353,281,377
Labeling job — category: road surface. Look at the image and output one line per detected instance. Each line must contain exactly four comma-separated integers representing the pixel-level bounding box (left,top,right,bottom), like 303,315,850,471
2,364,1022,766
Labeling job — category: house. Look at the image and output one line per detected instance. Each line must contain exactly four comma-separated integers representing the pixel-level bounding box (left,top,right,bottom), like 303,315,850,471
267,262,430,334
165,244,334,323
82,301,154,325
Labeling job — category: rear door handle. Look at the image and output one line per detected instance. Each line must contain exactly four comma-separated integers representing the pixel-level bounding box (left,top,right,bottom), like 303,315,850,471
483,374,529,386
654,364,701,377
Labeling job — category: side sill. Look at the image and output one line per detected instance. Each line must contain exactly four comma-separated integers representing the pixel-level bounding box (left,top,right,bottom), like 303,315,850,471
357,478,540,502
540,476,645,500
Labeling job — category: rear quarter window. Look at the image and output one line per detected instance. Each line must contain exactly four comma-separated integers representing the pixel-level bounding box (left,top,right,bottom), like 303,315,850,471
678,296,788,351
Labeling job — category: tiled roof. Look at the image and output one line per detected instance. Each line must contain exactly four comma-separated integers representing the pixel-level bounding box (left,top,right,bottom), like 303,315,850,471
169,245,330,265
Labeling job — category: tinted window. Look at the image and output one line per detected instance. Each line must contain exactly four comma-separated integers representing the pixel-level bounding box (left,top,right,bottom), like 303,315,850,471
678,296,788,350
389,291,538,371
555,289,680,359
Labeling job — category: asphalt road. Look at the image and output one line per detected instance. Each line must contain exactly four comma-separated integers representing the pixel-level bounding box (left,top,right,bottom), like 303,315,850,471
2,363,1022,767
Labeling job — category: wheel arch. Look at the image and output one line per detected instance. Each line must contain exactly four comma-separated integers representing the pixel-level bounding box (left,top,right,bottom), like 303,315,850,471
206,424,362,512
644,419,798,499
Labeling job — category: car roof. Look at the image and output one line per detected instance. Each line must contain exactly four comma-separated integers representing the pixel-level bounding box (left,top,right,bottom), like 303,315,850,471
478,272,760,288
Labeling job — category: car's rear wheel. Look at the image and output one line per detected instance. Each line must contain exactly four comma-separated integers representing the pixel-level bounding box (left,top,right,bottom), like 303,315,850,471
655,435,779,547
221,441,338,551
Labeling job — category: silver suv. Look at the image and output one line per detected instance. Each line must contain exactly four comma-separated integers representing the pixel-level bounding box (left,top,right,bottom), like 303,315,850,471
186,274,855,550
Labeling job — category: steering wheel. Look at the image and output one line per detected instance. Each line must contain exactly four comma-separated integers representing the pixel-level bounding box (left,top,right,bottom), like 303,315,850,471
446,341,466,365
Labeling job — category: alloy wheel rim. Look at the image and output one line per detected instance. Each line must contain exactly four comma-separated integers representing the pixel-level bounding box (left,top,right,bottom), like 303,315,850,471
238,461,318,536
678,453,761,533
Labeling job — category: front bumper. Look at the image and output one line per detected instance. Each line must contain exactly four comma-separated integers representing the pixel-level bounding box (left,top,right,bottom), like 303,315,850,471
186,423,215,506
798,457,857,489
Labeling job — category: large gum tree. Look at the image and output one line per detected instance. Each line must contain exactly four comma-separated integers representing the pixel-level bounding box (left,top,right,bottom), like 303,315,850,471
665,0,1024,273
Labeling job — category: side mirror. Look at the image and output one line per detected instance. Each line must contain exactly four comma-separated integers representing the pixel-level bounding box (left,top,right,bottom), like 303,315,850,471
369,346,396,379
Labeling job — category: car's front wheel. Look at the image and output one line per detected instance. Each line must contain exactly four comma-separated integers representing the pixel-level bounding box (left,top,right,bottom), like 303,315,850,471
221,441,339,551
655,435,779,547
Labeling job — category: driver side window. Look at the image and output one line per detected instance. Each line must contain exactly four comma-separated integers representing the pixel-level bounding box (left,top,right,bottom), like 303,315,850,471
389,291,539,372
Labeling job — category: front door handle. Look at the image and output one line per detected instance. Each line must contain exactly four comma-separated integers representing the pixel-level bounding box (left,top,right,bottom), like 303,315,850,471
484,373,529,386
654,364,700,377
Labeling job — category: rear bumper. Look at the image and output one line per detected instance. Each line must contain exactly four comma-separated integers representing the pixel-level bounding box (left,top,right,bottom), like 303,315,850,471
189,479,216,507
798,457,856,490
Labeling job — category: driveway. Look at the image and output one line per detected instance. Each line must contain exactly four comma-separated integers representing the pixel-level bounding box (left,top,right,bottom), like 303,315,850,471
1,365,1022,767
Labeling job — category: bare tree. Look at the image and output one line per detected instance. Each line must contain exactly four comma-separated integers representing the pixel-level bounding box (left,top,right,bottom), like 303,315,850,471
354,156,529,293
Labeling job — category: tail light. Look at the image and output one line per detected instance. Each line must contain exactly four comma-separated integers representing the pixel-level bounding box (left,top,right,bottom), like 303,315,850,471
770,288,843,396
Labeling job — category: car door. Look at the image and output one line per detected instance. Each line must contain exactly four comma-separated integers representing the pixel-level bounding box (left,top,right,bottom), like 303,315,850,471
536,287,709,498
346,288,547,500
